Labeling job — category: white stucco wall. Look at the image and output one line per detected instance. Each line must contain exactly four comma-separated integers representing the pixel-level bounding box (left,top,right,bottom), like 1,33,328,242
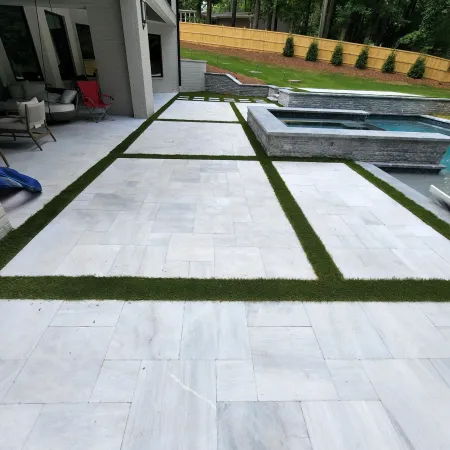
148,21,179,94
180,58,205,92
86,3,133,116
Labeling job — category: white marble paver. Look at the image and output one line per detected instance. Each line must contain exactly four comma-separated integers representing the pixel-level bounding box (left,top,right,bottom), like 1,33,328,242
1,159,315,279
275,162,450,279
218,402,312,450
126,121,255,156
159,100,238,121
0,117,145,228
0,300,450,448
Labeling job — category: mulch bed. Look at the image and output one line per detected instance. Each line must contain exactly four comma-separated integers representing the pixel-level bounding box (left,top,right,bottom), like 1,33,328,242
183,42,449,88
206,64,265,84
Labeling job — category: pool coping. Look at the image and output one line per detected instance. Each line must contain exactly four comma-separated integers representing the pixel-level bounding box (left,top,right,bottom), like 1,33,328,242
248,106,450,142
358,162,450,226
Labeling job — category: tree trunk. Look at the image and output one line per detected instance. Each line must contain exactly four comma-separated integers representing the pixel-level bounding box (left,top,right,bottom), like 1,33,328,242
231,0,237,26
271,0,277,31
318,0,329,37
266,11,273,30
252,0,260,29
196,0,202,20
206,0,212,24
301,0,312,34
323,0,335,38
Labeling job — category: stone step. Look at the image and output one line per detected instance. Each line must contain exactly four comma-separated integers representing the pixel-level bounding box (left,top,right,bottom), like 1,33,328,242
267,96,279,103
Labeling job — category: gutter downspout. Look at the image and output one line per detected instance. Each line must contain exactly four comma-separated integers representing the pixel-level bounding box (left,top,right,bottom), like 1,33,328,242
176,0,181,87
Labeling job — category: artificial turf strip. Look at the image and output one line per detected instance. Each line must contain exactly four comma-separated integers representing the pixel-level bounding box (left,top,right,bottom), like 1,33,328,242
230,102,342,281
157,119,240,124
348,161,450,241
1,277,450,301
0,94,180,271
120,154,258,161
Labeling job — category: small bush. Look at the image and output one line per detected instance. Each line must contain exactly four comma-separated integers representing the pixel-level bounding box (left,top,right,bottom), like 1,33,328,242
283,36,294,57
355,46,369,69
381,51,396,73
305,39,319,62
408,56,426,79
331,43,343,66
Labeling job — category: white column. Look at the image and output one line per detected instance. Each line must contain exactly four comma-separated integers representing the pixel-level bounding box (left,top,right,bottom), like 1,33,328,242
24,6,63,88
86,4,133,116
120,0,154,118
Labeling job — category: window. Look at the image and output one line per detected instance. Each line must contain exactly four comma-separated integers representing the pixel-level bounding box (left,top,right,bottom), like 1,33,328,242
45,11,76,80
148,34,163,77
0,6,43,81
76,24,95,60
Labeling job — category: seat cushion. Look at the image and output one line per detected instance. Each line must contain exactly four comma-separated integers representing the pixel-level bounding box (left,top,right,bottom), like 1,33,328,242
0,117,27,131
46,103,75,114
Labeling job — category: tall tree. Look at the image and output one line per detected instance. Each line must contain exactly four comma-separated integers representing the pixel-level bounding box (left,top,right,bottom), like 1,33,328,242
252,0,261,28
231,0,238,25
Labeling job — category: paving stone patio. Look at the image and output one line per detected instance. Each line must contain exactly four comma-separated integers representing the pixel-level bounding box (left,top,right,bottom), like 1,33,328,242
1,159,315,278
275,161,450,279
159,100,238,121
1,299,450,449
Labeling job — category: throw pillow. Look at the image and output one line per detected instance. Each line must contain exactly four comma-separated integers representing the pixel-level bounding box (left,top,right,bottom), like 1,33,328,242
46,92,61,104
60,90,77,104
17,97,39,124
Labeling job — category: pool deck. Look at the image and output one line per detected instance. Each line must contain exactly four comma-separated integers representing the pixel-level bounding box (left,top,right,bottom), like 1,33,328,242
1,96,450,449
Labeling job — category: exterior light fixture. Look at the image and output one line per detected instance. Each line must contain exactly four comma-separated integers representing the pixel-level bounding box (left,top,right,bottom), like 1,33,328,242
141,0,147,29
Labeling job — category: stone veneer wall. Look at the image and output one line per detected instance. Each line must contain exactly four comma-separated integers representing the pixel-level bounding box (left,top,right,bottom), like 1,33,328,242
278,90,450,115
247,110,448,164
205,73,269,97
0,203,12,240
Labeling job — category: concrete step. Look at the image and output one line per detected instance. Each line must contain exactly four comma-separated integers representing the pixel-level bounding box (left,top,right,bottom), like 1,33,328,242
267,96,279,103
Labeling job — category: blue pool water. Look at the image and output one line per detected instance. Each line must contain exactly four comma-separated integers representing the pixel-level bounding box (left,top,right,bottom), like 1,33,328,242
366,118,450,171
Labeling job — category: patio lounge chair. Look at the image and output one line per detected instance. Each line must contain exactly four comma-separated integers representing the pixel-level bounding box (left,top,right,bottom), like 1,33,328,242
77,81,114,123
0,100,56,151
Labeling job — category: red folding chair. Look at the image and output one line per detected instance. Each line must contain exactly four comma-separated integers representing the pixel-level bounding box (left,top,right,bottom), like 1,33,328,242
77,81,114,123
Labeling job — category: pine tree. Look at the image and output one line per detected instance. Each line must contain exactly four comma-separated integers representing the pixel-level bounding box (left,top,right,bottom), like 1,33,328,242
407,56,426,79
331,43,343,66
381,51,396,73
282,36,294,57
306,40,319,62
355,46,369,69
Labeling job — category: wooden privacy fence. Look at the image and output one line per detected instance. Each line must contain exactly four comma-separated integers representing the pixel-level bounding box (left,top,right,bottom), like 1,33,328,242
180,23,450,83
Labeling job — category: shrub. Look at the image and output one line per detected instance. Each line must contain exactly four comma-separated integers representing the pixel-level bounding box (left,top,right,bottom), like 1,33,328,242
282,36,294,57
355,46,369,69
331,43,343,66
305,39,319,62
407,56,426,79
381,51,396,73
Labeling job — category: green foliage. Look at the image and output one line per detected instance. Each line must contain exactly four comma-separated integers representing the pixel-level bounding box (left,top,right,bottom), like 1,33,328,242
305,39,319,62
331,42,344,66
381,51,396,73
282,36,295,57
355,46,369,69
408,56,427,79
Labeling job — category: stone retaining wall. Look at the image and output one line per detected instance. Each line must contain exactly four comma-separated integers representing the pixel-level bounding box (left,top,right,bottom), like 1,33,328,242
205,73,269,97
0,203,12,240
278,90,450,115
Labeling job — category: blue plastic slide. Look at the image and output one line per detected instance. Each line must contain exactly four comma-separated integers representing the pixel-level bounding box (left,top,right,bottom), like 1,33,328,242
0,167,42,192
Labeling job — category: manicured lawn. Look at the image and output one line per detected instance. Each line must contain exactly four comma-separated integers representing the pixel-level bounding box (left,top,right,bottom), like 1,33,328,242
181,47,450,98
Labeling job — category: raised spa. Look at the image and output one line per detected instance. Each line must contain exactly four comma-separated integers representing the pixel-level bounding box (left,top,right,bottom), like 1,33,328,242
248,107,450,169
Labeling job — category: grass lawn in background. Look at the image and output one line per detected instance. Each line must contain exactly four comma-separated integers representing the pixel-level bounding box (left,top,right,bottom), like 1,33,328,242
181,46,450,98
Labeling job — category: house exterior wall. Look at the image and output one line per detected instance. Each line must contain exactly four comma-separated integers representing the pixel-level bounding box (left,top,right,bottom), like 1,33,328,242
149,21,179,94
180,58,206,92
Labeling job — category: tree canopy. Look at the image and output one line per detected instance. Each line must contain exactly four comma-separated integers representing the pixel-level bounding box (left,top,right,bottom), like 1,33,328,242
180,0,450,58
